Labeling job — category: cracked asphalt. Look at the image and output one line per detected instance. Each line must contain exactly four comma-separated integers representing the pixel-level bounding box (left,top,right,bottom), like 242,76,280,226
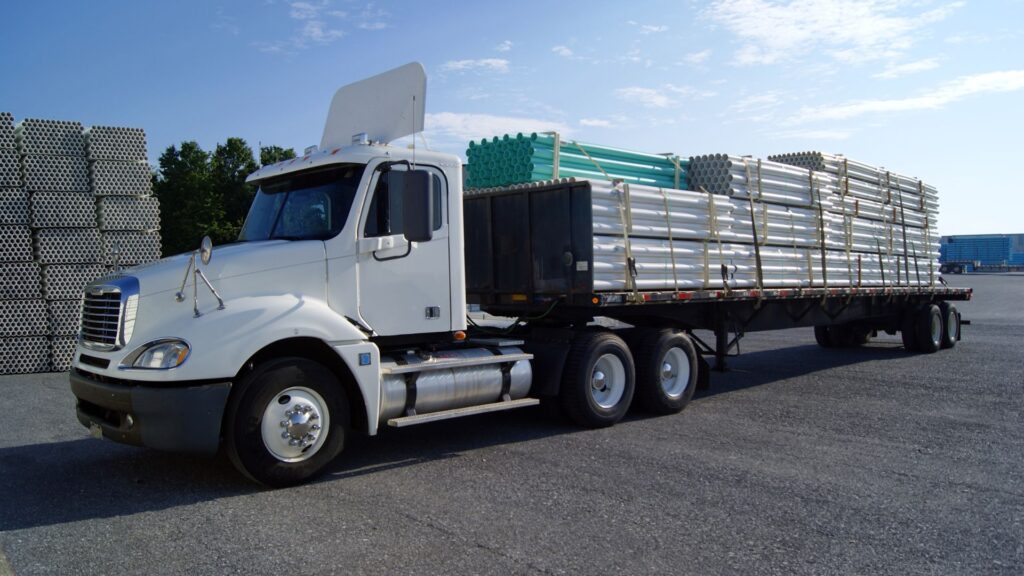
0,274,1021,575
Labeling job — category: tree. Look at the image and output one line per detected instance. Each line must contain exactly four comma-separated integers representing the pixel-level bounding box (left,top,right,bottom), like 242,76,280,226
260,145,296,166
211,137,259,238
155,138,299,257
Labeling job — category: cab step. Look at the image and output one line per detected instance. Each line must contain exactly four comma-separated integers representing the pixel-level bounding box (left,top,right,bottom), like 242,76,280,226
386,398,540,428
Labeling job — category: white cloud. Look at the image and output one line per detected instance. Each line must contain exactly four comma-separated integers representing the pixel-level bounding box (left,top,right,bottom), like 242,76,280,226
792,70,1024,122
682,49,712,65
301,19,344,44
358,22,387,30
730,91,784,113
579,118,613,128
615,84,716,108
873,58,940,79
627,20,669,34
706,0,965,65
289,1,321,20
426,112,571,143
552,45,574,58
496,40,513,52
441,59,510,73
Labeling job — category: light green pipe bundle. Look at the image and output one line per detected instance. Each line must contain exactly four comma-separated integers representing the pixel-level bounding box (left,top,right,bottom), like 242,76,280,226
465,133,689,190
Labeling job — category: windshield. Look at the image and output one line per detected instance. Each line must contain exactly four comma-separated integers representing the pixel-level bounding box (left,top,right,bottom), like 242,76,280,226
239,164,366,242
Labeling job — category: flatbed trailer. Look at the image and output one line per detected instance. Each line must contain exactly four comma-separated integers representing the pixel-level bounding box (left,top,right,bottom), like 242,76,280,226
465,179,971,382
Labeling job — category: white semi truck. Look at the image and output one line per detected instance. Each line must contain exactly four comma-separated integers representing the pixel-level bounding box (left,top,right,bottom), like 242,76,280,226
70,63,971,486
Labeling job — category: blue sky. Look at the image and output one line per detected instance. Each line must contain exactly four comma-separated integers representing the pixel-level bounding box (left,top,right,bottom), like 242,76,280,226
1,0,1022,235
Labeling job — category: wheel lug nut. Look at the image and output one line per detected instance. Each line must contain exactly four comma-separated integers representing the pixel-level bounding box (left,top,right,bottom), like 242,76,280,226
280,420,289,427
281,431,290,439
288,438,300,446
310,413,319,420
311,424,321,431
285,410,293,417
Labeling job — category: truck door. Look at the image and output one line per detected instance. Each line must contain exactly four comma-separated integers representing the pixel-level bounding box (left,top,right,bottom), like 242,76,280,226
356,164,451,336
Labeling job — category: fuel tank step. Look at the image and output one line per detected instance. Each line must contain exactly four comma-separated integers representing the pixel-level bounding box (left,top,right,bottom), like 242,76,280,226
386,398,540,428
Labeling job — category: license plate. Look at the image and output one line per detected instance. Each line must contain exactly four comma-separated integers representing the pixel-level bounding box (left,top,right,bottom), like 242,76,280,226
89,422,103,439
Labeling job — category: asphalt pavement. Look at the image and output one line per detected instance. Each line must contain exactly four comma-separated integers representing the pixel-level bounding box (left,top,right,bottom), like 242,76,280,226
0,274,1021,575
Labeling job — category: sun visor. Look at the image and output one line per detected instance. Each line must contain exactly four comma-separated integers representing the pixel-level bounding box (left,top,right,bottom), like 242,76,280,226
320,62,426,149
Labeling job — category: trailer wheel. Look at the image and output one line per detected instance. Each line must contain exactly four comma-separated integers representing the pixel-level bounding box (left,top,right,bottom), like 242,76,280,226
633,330,698,415
914,304,942,354
900,307,919,352
814,326,835,348
939,302,959,349
560,331,635,428
225,357,350,487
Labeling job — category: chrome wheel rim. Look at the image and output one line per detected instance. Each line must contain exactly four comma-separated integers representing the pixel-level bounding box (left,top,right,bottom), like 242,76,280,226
659,347,690,399
590,353,626,409
261,386,330,463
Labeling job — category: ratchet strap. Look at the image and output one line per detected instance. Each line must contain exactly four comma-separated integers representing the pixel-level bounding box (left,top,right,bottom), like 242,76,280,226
659,187,681,295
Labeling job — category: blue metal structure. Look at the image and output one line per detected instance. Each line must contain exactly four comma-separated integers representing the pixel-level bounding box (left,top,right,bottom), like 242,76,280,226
940,234,1024,265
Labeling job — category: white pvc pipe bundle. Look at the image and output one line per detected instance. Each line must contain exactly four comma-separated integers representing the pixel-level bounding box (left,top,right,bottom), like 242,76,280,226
580,178,939,290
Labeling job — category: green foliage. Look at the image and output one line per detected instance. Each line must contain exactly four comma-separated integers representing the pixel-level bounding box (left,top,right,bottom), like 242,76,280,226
260,145,297,166
153,138,296,256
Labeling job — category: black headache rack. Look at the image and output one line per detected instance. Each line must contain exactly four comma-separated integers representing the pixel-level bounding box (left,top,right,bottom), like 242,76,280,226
463,180,972,333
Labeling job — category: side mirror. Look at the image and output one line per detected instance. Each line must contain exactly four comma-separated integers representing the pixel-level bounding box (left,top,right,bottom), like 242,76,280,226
394,170,433,243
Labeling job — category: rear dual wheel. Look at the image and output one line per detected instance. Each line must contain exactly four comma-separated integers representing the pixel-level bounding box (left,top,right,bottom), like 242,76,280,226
632,330,698,415
902,304,943,354
559,331,635,428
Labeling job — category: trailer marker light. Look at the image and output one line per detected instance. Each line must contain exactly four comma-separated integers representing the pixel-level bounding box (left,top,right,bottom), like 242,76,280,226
592,297,600,304
512,294,527,302
358,353,372,366
453,331,467,341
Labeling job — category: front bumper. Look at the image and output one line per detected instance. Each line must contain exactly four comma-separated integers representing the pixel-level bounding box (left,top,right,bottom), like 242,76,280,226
70,370,232,454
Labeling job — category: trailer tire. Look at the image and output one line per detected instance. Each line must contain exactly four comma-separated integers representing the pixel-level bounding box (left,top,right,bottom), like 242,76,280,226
939,302,959,349
915,304,942,354
225,357,350,488
633,330,698,415
814,326,835,348
900,307,919,352
560,331,635,428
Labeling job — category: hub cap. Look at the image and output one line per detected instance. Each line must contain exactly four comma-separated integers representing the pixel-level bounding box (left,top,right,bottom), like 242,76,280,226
261,387,330,463
590,354,626,409
659,347,690,399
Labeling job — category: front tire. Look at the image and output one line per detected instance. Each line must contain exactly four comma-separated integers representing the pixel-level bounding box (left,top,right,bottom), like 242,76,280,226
633,329,698,415
225,357,350,487
560,331,635,428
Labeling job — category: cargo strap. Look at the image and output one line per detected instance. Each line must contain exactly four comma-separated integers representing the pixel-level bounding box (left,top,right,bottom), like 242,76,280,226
659,187,681,295
742,157,764,202
662,154,683,190
876,240,887,289
837,180,854,288
701,187,727,292
745,195,765,294
614,181,640,302
813,187,829,297
895,184,912,286
573,141,613,182
543,132,562,179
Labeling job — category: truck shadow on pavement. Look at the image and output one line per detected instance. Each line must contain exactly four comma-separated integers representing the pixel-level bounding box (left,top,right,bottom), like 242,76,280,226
0,338,916,531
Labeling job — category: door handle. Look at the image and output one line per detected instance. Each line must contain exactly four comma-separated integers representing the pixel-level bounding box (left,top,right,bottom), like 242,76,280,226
359,235,408,254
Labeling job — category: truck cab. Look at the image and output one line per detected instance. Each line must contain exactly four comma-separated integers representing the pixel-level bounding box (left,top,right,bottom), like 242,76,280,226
69,63,540,486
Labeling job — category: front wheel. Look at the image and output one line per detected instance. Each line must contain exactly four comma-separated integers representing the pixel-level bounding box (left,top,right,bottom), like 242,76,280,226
560,331,635,428
225,357,350,487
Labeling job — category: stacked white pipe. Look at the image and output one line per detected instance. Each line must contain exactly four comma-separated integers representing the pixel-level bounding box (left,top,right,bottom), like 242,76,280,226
0,113,162,374
686,153,938,290
87,126,161,269
582,179,936,292
0,113,50,374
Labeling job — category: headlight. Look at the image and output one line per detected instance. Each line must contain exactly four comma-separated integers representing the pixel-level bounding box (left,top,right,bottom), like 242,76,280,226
121,339,191,370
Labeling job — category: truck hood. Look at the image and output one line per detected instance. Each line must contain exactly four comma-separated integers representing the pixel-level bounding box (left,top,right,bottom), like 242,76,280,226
129,240,326,298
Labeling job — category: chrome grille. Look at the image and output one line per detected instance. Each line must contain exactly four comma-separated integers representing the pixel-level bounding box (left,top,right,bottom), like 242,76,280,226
81,291,121,349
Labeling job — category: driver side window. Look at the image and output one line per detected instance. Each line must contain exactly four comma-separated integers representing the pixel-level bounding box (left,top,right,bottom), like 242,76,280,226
364,170,444,238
